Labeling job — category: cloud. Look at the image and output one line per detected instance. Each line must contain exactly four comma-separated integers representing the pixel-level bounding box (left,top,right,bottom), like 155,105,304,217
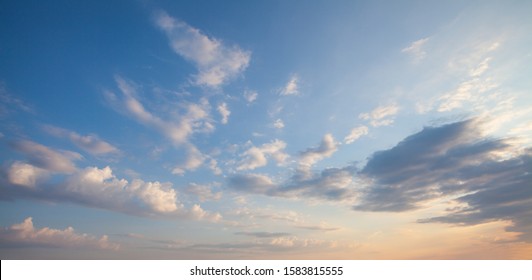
359,104,399,127
0,217,119,250
273,119,285,129
43,125,120,156
353,119,532,242
344,125,369,144
12,140,82,173
172,144,206,175
114,77,213,146
228,164,358,202
6,162,49,189
0,82,33,117
1,164,221,221
298,134,338,168
295,225,340,232
280,75,299,96
155,11,250,88
217,102,230,124
237,139,288,171
234,232,291,238
243,90,258,104
185,183,222,202
402,37,429,62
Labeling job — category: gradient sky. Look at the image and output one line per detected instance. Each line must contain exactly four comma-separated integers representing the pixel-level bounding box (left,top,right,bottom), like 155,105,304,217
1,0,531,259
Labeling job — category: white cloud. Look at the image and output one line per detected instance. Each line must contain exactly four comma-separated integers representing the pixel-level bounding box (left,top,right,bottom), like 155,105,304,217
0,217,119,250
299,134,338,168
469,57,492,77
65,166,180,214
12,140,82,173
155,11,250,88
115,77,213,146
359,104,399,127
273,119,285,129
344,125,369,144
43,125,120,156
237,139,288,170
402,37,429,62
280,75,299,96
7,162,49,188
243,90,258,104
437,77,498,112
172,144,206,175
217,102,230,124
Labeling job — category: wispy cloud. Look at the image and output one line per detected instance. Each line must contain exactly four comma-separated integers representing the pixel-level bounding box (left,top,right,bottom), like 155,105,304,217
280,75,299,96
0,217,119,250
402,37,429,62
217,102,230,124
154,11,250,88
12,140,82,173
344,125,369,144
359,104,399,127
234,231,291,238
243,90,258,104
273,119,285,129
43,125,120,156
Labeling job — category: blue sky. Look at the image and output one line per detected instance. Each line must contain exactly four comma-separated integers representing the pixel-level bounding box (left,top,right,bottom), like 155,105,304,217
1,0,531,259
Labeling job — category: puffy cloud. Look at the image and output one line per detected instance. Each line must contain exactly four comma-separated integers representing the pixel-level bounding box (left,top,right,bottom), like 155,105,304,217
353,119,532,242
0,164,221,221
298,134,338,168
0,217,119,250
43,125,120,156
172,144,206,175
359,104,399,127
63,166,180,214
6,162,49,188
280,75,299,96
344,125,369,144
237,139,288,171
217,102,230,124
155,11,250,88
243,90,258,104
228,173,277,195
12,140,81,173
402,37,429,62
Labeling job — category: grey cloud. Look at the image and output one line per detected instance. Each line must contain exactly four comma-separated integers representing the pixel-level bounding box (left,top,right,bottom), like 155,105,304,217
234,232,291,238
11,140,82,173
354,119,532,242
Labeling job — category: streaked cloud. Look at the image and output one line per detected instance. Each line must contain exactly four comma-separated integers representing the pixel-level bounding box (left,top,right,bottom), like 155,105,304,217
234,231,291,238
344,125,369,144
11,140,82,173
43,125,120,156
0,217,119,250
359,104,399,127
155,11,250,88
402,37,429,62
280,75,299,96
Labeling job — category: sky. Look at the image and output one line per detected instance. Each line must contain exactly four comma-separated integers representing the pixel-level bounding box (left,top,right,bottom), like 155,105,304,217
0,0,531,259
